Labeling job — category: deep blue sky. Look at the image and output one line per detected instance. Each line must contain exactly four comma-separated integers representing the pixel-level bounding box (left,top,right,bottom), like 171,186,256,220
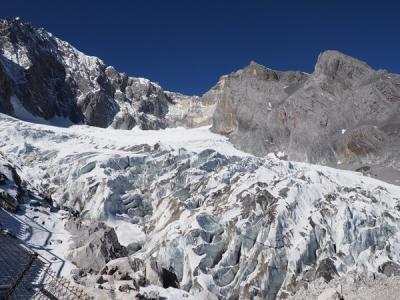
2,1,400,95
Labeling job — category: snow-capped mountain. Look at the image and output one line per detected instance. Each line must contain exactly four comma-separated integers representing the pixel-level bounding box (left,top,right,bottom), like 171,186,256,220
1,113,400,299
0,17,214,130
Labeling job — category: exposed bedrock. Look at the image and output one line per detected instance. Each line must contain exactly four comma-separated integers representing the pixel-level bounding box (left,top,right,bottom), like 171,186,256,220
210,51,400,184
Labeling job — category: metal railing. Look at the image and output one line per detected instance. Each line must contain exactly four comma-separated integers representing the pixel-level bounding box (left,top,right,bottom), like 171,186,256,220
36,268,92,300
0,228,92,300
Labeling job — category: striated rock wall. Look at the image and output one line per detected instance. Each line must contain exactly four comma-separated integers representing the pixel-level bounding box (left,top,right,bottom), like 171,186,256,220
210,52,400,184
165,91,215,128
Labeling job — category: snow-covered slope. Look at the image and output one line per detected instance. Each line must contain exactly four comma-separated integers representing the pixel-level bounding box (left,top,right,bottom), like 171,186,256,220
1,113,400,299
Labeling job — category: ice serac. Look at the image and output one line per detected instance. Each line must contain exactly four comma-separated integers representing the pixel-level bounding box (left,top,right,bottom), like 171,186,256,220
210,51,400,184
0,17,213,129
2,114,400,299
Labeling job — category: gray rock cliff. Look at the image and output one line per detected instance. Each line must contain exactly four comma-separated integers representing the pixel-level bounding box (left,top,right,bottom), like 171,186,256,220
210,52,400,184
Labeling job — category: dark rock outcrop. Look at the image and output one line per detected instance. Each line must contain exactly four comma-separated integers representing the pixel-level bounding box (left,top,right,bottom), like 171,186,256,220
66,219,128,272
378,261,400,276
0,153,25,212
0,17,211,129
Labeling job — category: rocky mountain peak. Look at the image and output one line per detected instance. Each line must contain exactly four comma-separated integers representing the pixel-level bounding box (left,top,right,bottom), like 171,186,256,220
0,16,31,35
314,50,374,82
241,60,281,81
0,17,215,130
0,17,49,58
210,49,400,184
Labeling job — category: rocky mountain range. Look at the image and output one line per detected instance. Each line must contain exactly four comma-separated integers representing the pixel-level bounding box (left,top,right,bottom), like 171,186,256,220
1,17,400,300
1,17,400,185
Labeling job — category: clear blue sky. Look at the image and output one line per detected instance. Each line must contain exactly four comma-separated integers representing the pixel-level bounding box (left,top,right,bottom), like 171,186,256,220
2,0,400,95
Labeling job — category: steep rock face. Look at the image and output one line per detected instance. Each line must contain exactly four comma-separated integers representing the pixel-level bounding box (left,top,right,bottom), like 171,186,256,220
210,51,400,184
211,62,309,150
0,17,211,129
165,92,215,128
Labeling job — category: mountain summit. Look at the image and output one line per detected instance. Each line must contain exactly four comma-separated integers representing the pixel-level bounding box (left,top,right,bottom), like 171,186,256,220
0,17,213,129
210,51,400,184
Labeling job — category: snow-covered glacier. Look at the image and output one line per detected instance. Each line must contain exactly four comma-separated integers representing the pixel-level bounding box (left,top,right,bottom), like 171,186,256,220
1,113,400,299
